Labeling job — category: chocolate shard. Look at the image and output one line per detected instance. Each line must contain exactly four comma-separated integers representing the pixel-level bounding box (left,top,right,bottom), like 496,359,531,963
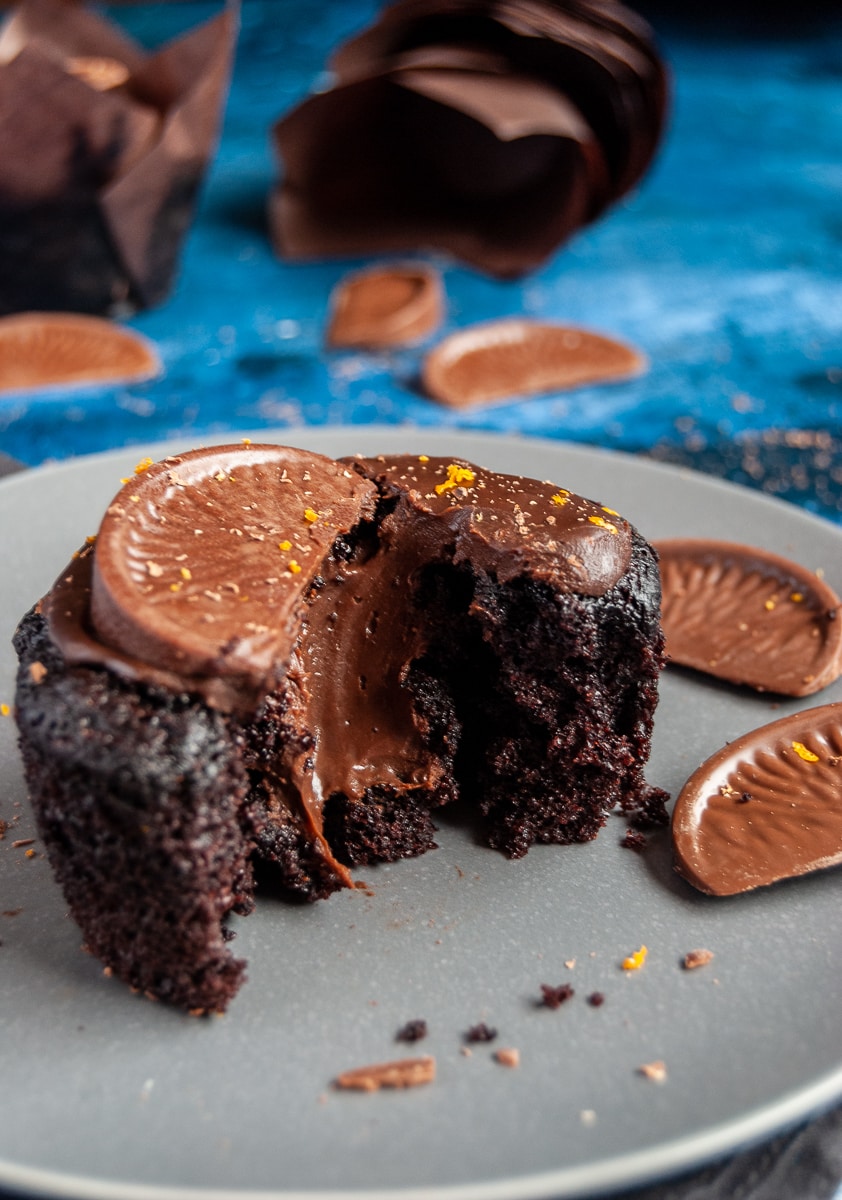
656,539,842,697
0,0,238,316
672,702,842,896
270,0,668,278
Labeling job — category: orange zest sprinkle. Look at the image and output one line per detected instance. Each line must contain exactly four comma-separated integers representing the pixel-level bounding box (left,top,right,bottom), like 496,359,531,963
601,506,620,516
0,703,10,717
214,470,226,482
85,534,97,545
792,741,819,763
588,514,618,535
169,581,183,593
288,560,302,574
622,945,648,971
25,848,36,859
134,457,154,474
278,540,292,551
303,508,319,524
120,477,130,485
551,490,569,505
180,567,192,581
242,437,252,446
435,464,476,495
764,598,777,611
418,455,430,462
790,592,804,603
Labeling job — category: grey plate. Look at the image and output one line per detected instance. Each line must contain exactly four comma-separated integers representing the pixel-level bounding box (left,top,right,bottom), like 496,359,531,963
1,428,840,1200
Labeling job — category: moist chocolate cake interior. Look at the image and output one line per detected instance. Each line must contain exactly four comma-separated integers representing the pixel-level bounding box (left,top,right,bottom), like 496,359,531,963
13,446,664,1011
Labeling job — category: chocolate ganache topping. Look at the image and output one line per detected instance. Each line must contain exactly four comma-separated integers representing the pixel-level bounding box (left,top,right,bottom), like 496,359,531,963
41,444,635,878
348,453,632,594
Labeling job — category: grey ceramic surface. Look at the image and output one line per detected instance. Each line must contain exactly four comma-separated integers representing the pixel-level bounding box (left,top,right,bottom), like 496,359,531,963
0,428,840,1200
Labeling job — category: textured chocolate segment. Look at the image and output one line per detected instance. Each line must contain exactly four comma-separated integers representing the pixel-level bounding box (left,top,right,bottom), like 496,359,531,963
657,539,842,696
672,702,842,896
85,444,377,701
326,263,443,349
422,319,646,407
0,313,160,393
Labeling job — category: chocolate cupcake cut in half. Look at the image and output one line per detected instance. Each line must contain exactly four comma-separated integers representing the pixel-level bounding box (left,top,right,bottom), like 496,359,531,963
270,0,668,277
13,443,665,1011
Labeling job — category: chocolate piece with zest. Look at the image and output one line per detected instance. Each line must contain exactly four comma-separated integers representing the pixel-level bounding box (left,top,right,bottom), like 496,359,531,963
672,702,842,895
327,263,443,349
656,539,842,697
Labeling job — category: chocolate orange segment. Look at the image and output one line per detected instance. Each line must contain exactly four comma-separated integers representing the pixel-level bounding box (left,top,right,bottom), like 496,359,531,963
422,319,645,408
672,702,842,895
327,264,443,348
656,539,842,697
0,313,161,392
89,444,377,692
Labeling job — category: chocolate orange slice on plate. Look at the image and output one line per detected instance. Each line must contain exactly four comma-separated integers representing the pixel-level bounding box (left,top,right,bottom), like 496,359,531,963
656,539,842,696
422,319,646,408
0,312,161,393
672,702,842,895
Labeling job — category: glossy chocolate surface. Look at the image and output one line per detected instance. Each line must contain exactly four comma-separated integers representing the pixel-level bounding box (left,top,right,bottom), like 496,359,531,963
672,702,842,895
657,538,842,696
326,263,443,349
46,444,377,707
348,453,632,595
422,319,646,408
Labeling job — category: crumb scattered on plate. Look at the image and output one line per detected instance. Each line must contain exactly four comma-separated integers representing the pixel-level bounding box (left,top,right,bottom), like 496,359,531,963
638,1060,668,1083
494,1048,520,1069
334,1056,436,1092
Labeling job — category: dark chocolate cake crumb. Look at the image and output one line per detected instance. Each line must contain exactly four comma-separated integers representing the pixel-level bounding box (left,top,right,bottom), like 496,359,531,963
587,992,606,1007
539,983,575,1009
621,828,647,852
464,1022,498,1044
626,786,670,829
396,1019,428,1043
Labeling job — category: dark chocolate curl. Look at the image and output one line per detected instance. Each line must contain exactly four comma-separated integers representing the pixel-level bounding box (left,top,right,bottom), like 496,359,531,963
270,0,668,278
0,0,238,316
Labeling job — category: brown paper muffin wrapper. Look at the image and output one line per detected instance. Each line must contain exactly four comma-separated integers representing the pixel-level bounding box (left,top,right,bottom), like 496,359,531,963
0,0,238,315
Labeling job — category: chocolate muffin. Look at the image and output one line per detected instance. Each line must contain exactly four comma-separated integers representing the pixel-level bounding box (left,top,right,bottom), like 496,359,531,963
13,444,664,1011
